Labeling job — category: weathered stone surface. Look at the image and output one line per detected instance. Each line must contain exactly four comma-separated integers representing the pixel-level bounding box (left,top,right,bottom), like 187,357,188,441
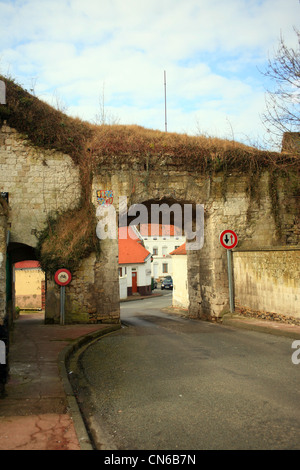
0,123,81,247
92,161,299,321
233,248,300,318
0,123,299,324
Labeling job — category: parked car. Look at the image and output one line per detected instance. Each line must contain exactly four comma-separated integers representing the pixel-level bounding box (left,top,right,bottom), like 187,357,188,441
151,277,158,290
161,276,173,290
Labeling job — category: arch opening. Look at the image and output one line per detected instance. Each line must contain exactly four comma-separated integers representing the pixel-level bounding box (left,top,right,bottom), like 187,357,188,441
117,197,200,313
7,243,45,323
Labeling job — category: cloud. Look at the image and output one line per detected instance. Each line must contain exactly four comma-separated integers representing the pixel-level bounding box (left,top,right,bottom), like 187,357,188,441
0,0,299,148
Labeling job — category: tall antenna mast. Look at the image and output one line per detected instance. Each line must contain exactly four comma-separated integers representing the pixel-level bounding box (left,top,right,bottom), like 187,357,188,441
164,70,167,132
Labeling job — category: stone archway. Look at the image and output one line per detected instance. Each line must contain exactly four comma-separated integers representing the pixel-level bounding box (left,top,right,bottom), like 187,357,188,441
91,165,290,324
91,171,231,322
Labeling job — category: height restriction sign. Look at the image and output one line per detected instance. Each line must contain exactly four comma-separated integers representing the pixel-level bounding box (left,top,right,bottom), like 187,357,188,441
220,229,238,249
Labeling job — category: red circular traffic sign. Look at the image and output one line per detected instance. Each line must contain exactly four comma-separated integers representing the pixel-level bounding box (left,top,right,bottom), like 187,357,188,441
54,268,72,286
220,230,238,249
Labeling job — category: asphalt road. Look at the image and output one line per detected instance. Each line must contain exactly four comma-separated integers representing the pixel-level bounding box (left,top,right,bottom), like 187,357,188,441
72,292,300,450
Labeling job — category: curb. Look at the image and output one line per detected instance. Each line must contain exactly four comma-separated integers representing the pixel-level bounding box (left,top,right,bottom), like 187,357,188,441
120,293,163,302
222,314,300,339
160,306,189,317
58,324,121,450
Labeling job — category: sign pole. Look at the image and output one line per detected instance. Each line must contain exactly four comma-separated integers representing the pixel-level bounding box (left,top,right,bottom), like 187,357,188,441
220,230,238,314
54,269,72,326
227,249,234,313
60,285,65,325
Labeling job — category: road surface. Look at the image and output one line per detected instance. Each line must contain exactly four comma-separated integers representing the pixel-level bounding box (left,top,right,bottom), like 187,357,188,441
71,292,300,450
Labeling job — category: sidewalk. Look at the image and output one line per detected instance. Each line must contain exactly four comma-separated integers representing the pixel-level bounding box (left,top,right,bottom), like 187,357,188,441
0,312,120,450
222,313,300,339
120,292,163,302
163,306,300,339
1,309,299,451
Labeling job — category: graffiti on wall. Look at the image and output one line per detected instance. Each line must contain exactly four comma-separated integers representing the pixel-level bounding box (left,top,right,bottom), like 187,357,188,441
96,190,114,206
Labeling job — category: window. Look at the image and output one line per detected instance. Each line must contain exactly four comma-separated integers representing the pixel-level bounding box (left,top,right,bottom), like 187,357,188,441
119,267,122,277
153,247,158,256
162,246,168,256
162,263,168,273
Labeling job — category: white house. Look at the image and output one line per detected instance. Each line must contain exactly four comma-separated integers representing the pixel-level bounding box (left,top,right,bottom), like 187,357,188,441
119,226,152,298
139,224,186,280
170,243,189,309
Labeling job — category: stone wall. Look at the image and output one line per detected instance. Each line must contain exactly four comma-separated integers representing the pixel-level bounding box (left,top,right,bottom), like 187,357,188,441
45,242,120,324
0,122,83,324
0,122,121,326
0,122,81,247
0,122,299,325
233,248,300,318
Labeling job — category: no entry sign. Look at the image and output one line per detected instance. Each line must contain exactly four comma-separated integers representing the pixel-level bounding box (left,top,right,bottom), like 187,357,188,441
54,268,72,286
220,229,238,249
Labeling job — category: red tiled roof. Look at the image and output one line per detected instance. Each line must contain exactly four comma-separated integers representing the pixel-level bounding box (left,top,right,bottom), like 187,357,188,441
169,243,186,255
119,225,140,240
139,224,182,237
14,260,41,269
119,227,151,264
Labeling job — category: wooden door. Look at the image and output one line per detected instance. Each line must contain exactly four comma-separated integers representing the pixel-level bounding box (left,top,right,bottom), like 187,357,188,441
132,271,137,293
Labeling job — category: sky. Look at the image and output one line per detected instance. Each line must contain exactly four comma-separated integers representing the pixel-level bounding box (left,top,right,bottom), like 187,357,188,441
0,0,299,150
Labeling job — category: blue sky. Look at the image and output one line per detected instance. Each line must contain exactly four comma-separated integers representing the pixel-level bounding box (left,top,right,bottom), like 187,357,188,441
0,0,299,150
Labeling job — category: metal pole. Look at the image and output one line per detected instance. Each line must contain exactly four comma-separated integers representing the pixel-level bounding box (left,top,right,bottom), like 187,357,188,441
227,249,234,313
164,70,167,132
60,286,65,325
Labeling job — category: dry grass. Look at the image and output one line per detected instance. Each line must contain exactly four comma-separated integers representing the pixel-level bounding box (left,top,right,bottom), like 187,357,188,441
37,204,99,275
1,75,299,273
0,75,93,163
1,75,299,173
87,124,300,174
89,123,253,154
